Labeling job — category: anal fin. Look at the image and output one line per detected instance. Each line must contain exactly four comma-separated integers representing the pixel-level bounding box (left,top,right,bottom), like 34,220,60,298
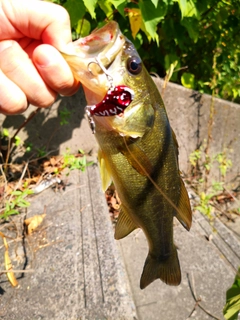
114,205,138,240
140,247,181,289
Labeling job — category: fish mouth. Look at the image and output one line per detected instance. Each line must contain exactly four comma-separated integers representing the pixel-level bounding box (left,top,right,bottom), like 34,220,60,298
62,21,125,104
72,21,123,59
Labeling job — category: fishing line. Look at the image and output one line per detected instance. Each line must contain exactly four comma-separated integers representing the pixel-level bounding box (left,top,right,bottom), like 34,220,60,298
122,136,184,218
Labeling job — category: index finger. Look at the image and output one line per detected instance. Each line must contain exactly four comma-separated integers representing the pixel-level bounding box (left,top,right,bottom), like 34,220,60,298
1,0,72,50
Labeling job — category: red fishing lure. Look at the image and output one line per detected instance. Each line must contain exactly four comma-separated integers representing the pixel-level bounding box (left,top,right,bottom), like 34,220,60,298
89,85,134,117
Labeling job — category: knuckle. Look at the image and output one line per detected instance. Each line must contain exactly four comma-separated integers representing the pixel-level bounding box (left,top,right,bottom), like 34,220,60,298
55,5,70,23
57,77,73,92
0,95,28,115
29,88,56,108
60,80,80,96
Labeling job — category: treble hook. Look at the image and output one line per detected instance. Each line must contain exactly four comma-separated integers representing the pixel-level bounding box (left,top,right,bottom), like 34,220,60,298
86,58,115,134
87,58,114,89
85,106,95,134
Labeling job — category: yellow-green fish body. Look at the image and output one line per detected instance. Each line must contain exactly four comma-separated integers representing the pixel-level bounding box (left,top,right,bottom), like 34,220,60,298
62,21,192,289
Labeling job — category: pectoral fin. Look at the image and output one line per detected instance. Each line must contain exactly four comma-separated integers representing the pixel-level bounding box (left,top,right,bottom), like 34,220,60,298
111,103,155,138
98,149,112,191
114,205,138,240
175,178,192,231
120,142,154,176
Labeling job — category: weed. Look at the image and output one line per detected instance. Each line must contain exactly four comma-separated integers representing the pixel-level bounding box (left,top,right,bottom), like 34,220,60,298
59,107,71,125
0,189,34,220
62,149,93,175
223,267,240,320
36,146,47,158
189,140,233,220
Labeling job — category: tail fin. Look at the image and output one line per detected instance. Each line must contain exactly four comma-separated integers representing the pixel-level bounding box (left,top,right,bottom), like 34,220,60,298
140,248,181,289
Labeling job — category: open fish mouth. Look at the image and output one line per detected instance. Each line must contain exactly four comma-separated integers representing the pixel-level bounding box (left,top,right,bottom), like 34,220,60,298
61,21,126,104
62,21,125,69
67,21,122,57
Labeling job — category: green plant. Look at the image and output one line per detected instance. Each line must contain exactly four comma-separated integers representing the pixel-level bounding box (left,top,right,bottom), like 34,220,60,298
61,149,93,175
0,109,40,166
59,107,71,125
223,267,240,320
0,128,24,169
195,191,214,220
0,189,34,220
36,146,47,158
49,0,240,103
215,151,233,178
189,138,233,220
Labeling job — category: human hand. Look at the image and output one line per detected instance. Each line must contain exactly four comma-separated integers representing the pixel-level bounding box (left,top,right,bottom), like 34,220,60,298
0,0,80,115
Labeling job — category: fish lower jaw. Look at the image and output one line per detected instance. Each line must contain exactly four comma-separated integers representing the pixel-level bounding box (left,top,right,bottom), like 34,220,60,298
82,85,107,105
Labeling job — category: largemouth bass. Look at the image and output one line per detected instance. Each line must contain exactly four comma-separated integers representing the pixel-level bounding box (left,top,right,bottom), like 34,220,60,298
62,21,192,289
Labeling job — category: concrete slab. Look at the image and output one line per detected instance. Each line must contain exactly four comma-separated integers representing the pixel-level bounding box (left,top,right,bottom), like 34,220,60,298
152,78,240,184
0,90,99,162
119,213,239,320
1,163,239,319
0,166,137,320
1,81,240,320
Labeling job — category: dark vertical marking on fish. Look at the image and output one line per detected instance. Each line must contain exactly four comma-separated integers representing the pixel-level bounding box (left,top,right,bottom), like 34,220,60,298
122,136,180,216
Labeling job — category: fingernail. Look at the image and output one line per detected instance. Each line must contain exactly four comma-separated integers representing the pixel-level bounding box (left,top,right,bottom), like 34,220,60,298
0,40,13,53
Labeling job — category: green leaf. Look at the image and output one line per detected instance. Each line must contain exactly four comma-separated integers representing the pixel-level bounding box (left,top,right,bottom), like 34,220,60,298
82,0,97,19
181,17,199,42
5,203,10,212
76,19,91,37
181,72,195,89
232,88,240,99
4,209,19,216
78,149,85,154
98,0,113,17
151,0,159,7
175,0,199,19
111,0,127,17
63,0,86,27
14,135,21,147
223,269,240,320
18,201,31,208
11,190,23,196
139,0,168,43
164,54,179,81
2,128,9,137
22,189,34,196
25,142,33,153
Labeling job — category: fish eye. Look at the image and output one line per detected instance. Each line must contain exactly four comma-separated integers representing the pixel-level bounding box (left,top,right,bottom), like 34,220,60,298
127,56,142,75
